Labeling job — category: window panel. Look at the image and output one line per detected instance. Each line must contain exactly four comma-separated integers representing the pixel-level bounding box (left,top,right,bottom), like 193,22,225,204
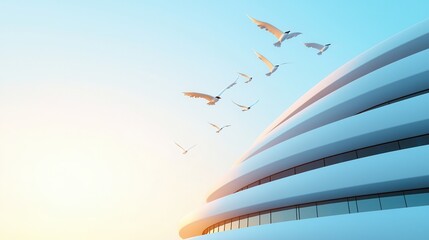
271,169,295,181
295,160,325,174
299,203,317,219
260,211,271,225
248,213,259,227
317,199,349,217
218,222,224,232
380,193,406,209
324,151,357,166
405,189,429,207
231,218,239,230
348,198,358,213
399,135,429,149
239,216,248,228
356,195,381,212
271,207,297,223
260,176,271,184
224,219,231,231
356,142,400,158
247,181,260,189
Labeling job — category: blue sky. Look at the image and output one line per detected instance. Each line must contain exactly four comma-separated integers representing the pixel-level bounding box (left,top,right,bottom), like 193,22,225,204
0,1,428,239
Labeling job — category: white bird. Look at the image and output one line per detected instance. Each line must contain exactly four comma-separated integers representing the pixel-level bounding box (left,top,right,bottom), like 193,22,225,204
255,51,288,76
209,123,231,133
175,142,196,155
232,100,259,111
304,43,331,55
183,76,238,105
238,72,253,83
248,16,302,47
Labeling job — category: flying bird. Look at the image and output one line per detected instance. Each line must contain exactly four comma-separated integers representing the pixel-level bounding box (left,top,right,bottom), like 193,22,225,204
209,123,231,133
175,142,196,155
304,43,331,55
255,51,288,76
183,76,238,105
248,16,301,47
238,72,253,83
232,100,260,111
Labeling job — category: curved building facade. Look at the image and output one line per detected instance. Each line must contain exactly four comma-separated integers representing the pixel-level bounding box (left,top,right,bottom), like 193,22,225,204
179,19,429,240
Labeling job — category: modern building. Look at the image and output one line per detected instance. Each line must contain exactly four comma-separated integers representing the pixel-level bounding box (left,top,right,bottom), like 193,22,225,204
179,19,429,240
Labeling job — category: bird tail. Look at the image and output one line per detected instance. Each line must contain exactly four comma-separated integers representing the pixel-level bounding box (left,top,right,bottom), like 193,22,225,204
273,41,281,47
317,52,322,55
266,72,272,76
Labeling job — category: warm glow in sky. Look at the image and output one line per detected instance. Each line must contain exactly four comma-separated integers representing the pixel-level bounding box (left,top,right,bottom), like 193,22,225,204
1,1,428,239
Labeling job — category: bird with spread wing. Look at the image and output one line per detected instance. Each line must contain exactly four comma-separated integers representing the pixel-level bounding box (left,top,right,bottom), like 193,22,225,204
183,76,238,105
209,123,231,133
175,142,196,155
232,100,260,111
304,43,331,55
248,16,301,47
255,51,288,76
238,72,253,83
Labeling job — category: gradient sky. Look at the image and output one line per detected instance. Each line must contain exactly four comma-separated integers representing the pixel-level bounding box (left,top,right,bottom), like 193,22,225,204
0,1,428,240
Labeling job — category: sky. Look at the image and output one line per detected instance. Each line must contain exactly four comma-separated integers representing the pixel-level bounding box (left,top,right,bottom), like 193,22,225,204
0,1,428,240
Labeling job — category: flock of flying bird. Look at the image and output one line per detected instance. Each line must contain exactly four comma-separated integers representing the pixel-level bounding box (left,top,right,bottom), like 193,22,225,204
175,15,331,155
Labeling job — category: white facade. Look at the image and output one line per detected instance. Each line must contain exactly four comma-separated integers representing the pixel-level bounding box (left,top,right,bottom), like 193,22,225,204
179,19,429,240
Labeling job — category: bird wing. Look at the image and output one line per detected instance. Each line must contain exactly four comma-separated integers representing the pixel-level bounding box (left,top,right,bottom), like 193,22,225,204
175,142,186,151
217,76,238,96
209,123,220,130
183,92,214,101
304,43,324,50
255,51,274,71
248,16,283,39
238,72,251,79
286,32,302,39
250,99,260,107
223,125,231,128
232,101,247,108
187,145,197,151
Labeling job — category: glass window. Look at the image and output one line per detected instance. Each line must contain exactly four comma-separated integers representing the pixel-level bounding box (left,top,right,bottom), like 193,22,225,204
231,217,239,230
260,176,270,184
213,224,218,233
399,135,429,149
324,151,357,166
379,192,406,210
271,168,295,181
356,195,381,212
209,226,213,234
348,198,358,213
248,213,259,227
271,207,297,223
247,181,260,189
260,211,271,225
299,203,317,219
218,222,224,232
317,199,349,217
296,160,325,174
239,216,248,228
356,142,400,158
405,189,429,207
224,219,231,231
